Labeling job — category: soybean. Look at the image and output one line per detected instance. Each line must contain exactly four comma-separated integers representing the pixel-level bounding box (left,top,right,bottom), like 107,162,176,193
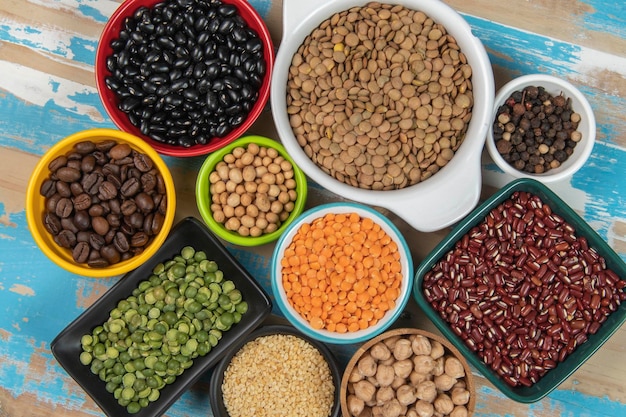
80,246,247,413
209,143,299,237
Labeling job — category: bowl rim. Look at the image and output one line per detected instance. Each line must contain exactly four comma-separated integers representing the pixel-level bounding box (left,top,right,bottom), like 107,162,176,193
412,178,626,402
270,202,414,344
486,73,596,183
95,0,275,157
25,128,176,278
339,327,476,417
208,323,342,417
195,135,308,246
270,0,495,232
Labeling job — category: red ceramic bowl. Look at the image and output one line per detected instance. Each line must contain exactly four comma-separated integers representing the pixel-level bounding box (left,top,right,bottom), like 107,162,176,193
95,0,274,157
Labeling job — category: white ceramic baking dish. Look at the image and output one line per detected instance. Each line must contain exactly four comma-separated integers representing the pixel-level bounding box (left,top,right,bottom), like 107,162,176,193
271,0,494,232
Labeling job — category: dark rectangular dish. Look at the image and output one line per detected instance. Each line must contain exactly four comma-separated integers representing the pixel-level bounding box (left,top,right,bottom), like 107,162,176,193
413,178,626,403
51,216,273,417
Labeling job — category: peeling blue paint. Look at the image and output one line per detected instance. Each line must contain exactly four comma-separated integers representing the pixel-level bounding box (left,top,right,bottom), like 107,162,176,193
0,91,114,154
248,0,272,20
68,36,98,65
580,0,626,39
77,3,109,23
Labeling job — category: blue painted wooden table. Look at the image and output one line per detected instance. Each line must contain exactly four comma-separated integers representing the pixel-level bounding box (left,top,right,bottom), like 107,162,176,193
1,0,625,416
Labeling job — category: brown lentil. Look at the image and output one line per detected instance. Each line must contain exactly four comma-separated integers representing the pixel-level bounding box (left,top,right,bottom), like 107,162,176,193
422,191,626,388
209,143,298,237
287,2,473,190
222,334,335,417
493,85,582,174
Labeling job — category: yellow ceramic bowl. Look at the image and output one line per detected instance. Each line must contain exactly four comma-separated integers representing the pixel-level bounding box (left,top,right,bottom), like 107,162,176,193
26,128,176,278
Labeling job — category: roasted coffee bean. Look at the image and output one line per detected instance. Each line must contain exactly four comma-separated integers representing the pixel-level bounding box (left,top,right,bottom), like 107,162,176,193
140,172,157,192
105,174,122,190
135,192,155,212
44,213,62,235
80,155,96,173
113,232,130,253
56,167,81,183
81,172,100,194
121,177,141,197
61,217,80,234
46,194,62,215
73,193,92,211
76,231,91,243
74,140,96,154
109,199,121,214
48,156,68,172
128,211,145,229
120,199,137,216
55,198,74,218
106,213,121,229
133,153,154,172
89,233,106,251
55,230,76,248
130,231,149,247
72,241,91,263
143,213,154,236
101,245,121,264
92,216,110,236
55,181,72,198
70,182,84,196
40,179,57,198
88,204,105,217
73,210,91,231
109,143,132,159
88,257,109,268
151,212,165,235
98,181,118,200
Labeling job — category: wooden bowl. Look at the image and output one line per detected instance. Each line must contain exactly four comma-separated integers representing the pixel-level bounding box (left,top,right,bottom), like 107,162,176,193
340,328,476,417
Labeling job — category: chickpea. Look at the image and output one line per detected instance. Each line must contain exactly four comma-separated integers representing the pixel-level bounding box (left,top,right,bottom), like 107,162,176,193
208,144,299,238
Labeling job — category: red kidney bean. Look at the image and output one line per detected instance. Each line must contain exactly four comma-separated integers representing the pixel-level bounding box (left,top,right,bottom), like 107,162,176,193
422,190,626,388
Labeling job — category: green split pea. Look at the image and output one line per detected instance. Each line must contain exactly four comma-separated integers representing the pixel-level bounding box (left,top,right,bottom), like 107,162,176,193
79,246,248,414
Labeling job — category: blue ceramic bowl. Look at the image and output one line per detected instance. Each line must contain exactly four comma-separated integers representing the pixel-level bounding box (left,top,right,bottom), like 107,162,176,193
271,202,413,345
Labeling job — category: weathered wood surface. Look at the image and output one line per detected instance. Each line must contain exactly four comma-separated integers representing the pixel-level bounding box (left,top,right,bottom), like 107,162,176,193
1,0,625,416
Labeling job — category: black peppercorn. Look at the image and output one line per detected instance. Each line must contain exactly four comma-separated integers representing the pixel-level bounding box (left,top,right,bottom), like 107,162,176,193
492,85,582,174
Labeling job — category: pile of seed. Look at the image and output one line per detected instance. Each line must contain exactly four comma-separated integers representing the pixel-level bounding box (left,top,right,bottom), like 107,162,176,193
104,0,266,147
39,140,167,267
287,2,473,190
80,246,248,414
222,334,336,417
492,85,582,174
208,143,299,237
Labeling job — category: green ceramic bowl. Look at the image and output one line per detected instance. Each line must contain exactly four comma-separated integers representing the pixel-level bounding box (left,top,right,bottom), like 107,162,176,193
413,178,626,403
196,135,308,246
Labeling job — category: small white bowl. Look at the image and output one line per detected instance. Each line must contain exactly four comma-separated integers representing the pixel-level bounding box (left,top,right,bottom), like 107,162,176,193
271,0,494,232
270,202,414,345
486,74,596,183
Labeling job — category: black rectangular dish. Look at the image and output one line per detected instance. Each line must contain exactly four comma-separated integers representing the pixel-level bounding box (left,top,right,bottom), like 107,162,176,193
51,216,273,417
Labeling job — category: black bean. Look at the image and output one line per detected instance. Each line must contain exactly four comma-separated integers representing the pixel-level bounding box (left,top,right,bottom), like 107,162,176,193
104,0,266,147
